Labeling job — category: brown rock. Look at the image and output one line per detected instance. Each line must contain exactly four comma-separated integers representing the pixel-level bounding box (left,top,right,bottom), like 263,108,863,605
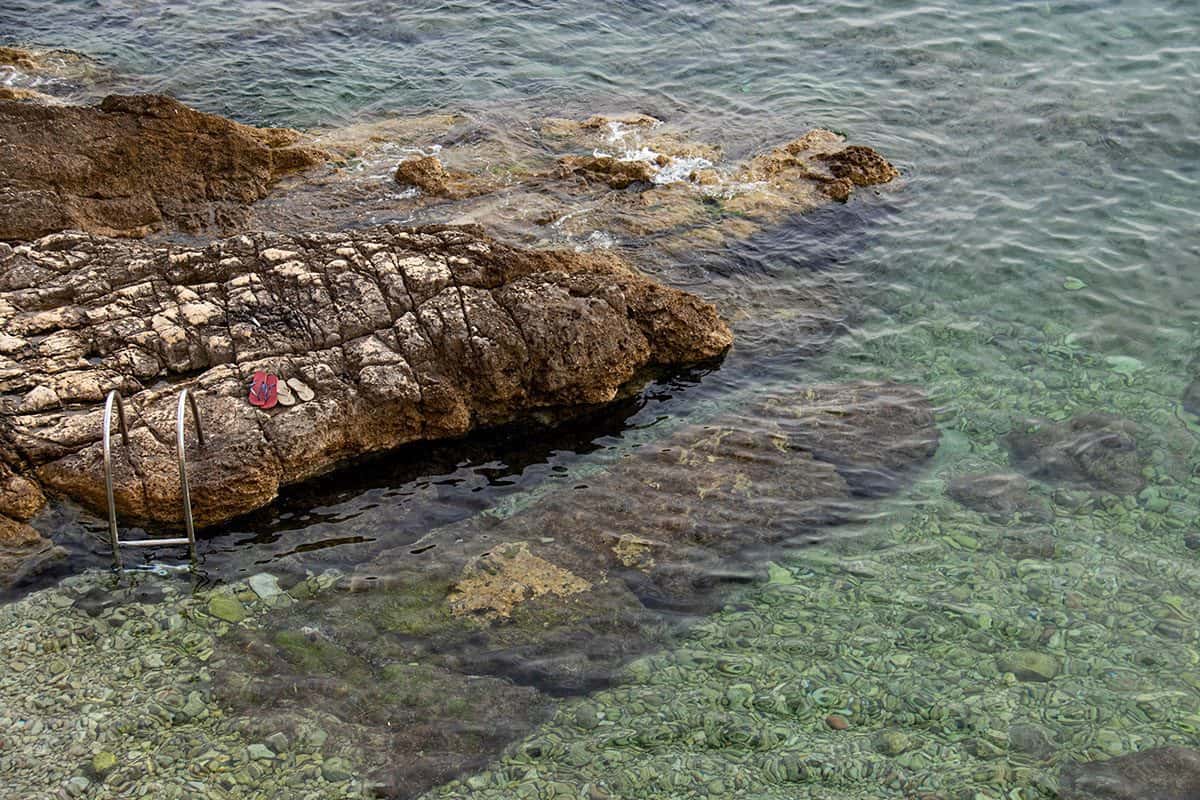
0,47,40,71
815,145,900,186
0,463,45,521
825,714,850,730
448,541,592,620
394,154,491,199
394,154,450,194
0,514,64,589
0,94,326,241
0,225,731,528
557,154,658,189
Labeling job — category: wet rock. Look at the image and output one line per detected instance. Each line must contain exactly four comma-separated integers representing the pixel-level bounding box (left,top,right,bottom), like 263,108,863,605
89,751,117,778
0,93,326,240
257,111,897,261
730,130,898,211
248,573,286,606
321,757,355,782
947,472,1052,521
996,650,1060,682
1183,378,1200,418
815,145,900,187
1060,746,1200,800
1000,528,1058,561
73,586,118,617
1005,414,1146,495
557,154,658,189
0,514,65,589
873,729,913,756
0,463,45,521
338,380,935,688
0,225,731,530
394,154,483,199
448,541,592,621
825,714,850,730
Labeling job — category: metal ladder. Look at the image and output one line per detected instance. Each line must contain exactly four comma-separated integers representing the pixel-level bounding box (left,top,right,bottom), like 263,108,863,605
103,388,206,570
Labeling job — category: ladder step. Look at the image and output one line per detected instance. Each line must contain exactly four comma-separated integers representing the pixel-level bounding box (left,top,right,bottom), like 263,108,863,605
117,537,192,547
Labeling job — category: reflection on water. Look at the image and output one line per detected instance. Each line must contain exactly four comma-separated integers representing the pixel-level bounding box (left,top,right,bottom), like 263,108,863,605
3,0,1200,798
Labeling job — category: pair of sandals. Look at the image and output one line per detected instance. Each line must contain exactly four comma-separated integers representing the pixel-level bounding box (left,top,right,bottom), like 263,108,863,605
248,371,279,409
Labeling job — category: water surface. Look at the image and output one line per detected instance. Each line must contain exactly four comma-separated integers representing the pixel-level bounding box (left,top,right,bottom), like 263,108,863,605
3,1,1200,798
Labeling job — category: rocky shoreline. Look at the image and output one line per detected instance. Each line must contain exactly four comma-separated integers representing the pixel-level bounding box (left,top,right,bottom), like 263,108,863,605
0,45,942,800
0,58,905,588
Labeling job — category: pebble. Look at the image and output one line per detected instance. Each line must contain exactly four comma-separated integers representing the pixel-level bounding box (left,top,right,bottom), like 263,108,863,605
206,594,247,624
996,650,1060,682
321,756,354,782
248,573,286,606
825,714,850,730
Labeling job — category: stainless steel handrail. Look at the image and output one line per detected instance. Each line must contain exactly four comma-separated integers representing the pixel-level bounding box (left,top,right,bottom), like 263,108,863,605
175,388,205,562
103,389,131,570
104,388,206,570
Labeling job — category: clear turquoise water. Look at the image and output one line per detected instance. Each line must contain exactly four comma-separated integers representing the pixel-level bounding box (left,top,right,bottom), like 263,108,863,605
4,1,1200,798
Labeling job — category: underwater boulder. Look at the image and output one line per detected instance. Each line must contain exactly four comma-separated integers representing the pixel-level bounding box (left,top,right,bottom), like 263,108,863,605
947,472,1053,521
762,381,941,495
1004,413,1146,495
1060,746,1200,799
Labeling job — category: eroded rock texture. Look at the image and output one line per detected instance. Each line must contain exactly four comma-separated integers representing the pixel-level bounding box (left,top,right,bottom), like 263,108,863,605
0,225,731,533
0,94,325,241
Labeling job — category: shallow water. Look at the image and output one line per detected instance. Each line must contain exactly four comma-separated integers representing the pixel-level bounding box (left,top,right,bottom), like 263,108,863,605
4,0,1200,798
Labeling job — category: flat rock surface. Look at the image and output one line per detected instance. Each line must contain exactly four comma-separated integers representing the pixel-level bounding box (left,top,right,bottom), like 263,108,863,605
0,224,731,530
0,93,325,241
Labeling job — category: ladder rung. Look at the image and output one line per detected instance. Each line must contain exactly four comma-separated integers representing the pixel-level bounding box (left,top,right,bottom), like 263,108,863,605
117,537,192,547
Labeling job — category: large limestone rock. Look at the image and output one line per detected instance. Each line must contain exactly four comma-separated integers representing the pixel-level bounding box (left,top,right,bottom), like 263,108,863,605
0,94,325,241
0,225,732,530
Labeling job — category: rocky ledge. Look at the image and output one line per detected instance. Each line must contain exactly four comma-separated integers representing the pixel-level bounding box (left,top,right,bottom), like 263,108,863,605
0,93,326,241
0,224,731,572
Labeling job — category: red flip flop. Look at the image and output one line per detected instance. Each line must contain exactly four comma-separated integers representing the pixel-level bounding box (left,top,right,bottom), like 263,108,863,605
260,374,279,410
248,371,268,407
248,371,279,409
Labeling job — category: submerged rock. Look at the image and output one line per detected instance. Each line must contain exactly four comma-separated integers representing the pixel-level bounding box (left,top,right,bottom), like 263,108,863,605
0,225,731,530
213,379,937,796
1004,414,1146,495
0,93,326,240
947,472,1053,521
996,650,1060,682
394,154,484,198
764,382,941,495
1060,746,1200,799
